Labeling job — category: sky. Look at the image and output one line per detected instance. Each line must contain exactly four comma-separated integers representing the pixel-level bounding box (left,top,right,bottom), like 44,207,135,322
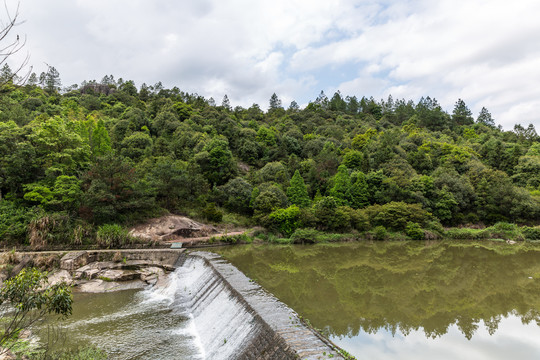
5,0,540,130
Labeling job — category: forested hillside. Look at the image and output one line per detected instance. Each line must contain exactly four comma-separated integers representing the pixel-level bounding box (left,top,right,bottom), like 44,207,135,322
1,65,539,246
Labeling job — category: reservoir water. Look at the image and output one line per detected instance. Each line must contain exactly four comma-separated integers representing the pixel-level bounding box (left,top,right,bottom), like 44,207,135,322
213,241,540,360
39,241,540,359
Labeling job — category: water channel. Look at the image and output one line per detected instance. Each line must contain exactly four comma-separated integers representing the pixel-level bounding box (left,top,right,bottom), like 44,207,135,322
39,241,540,359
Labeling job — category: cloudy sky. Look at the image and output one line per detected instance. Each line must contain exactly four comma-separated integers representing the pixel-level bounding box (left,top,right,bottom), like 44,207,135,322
6,0,540,129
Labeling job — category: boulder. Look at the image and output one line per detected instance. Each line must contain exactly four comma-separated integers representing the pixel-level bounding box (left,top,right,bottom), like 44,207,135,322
48,269,74,286
140,267,166,285
60,251,96,271
129,215,217,242
98,269,139,282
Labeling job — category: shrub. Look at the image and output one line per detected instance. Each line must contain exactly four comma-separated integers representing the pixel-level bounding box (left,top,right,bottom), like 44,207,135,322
372,226,388,241
487,222,521,240
268,205,301,236
363,202,429,231
290,228,322,243
28,213,75,249
406,222,424,240
96,224,131,248
522,226,540,240
445,228,489,240
313,197,351,231
0,201,39,245
202,203,223,222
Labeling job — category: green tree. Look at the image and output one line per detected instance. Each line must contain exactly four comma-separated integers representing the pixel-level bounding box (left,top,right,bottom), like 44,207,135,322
268,93,283,112
120,131,153,161
41,65,62,94
268,205,301,236
349,171,369,209
144,157,207,210
287,170,310,208
81,154,154,223
342,150,364,171
194,137,236,186
91,119,112,158
330,165,351,205
0,121,39,198
434,186,459,224
217,177,253,214
0,268,72,350
452,99,473,126
29,116,91,178
252,184,288,215
477,107,494,126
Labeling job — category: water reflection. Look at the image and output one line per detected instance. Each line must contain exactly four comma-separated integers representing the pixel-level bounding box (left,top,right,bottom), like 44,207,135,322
213,241,540,358
335,315,540,360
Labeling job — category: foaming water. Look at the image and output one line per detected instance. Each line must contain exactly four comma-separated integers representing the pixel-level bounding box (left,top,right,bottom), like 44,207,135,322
40,256,257,359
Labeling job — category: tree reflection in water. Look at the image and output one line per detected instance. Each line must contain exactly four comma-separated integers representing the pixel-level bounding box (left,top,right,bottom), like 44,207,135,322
214,241,540,340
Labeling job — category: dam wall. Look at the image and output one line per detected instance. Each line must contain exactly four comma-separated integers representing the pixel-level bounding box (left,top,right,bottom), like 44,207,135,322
179,251,342,359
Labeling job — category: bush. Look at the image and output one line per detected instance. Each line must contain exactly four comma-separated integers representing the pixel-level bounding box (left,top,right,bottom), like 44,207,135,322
406,222,424,240
268,205,301,236
372,226,388,241
202,203,223,222
522,226,540,240
28,213,83,249
96,224,132,248
445,228,489,240
290,228,322,243
364,202,429,231
486,222,521,240
0,201,39,245
313,197,351,231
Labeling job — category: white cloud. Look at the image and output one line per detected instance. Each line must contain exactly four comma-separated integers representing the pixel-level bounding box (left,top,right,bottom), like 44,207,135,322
4,0,540,129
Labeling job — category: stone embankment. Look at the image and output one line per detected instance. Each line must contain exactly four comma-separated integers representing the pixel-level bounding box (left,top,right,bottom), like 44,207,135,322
1,249,184,292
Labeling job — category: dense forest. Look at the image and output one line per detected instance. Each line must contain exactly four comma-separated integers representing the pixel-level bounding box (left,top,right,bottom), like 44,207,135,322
1,64,539,247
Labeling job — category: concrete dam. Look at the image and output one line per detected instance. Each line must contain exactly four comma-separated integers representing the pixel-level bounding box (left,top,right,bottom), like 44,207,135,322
166,251,343,359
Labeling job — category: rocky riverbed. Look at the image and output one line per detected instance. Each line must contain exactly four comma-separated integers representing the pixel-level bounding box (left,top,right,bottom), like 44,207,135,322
0,249,184,293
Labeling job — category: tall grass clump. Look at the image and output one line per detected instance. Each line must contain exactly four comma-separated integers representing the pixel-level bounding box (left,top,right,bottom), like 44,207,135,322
96,224,132,248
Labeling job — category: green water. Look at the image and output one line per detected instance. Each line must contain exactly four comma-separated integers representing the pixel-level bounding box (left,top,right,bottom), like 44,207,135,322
38,286,203,359
211,241,540,360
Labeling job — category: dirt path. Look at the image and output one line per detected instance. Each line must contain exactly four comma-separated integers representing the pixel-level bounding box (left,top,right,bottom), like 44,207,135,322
164,231,246,244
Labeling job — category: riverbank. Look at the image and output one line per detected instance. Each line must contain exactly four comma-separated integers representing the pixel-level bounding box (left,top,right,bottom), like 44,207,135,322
0,249,184,293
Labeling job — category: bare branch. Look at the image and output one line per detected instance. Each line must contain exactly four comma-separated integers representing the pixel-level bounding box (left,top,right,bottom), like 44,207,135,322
0,1,31,86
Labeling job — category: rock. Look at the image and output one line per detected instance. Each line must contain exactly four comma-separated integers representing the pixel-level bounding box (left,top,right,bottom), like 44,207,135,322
48,269,74,286
98,269,139,282
9,256,32,278
60,251,95,271
129,215,217,242
140,267,165,285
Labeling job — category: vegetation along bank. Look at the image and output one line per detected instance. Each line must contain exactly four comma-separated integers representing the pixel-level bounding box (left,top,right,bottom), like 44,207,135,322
0,65,539,250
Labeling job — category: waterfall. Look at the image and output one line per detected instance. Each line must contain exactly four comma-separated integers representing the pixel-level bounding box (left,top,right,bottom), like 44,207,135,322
146,255,258,359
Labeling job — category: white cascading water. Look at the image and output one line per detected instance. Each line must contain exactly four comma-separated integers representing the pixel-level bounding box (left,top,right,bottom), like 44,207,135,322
143,255,258,359
46,255,258,359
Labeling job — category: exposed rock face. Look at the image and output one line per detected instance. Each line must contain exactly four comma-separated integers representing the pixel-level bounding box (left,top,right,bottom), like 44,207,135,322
50,250,183,293
60,251,95,271
129,215,217,242
48,269,74,286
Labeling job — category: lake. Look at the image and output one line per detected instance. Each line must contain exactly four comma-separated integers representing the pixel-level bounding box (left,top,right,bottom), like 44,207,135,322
212,241,540,360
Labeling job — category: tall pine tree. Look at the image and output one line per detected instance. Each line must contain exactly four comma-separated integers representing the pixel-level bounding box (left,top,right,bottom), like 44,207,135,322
286,170,310,208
